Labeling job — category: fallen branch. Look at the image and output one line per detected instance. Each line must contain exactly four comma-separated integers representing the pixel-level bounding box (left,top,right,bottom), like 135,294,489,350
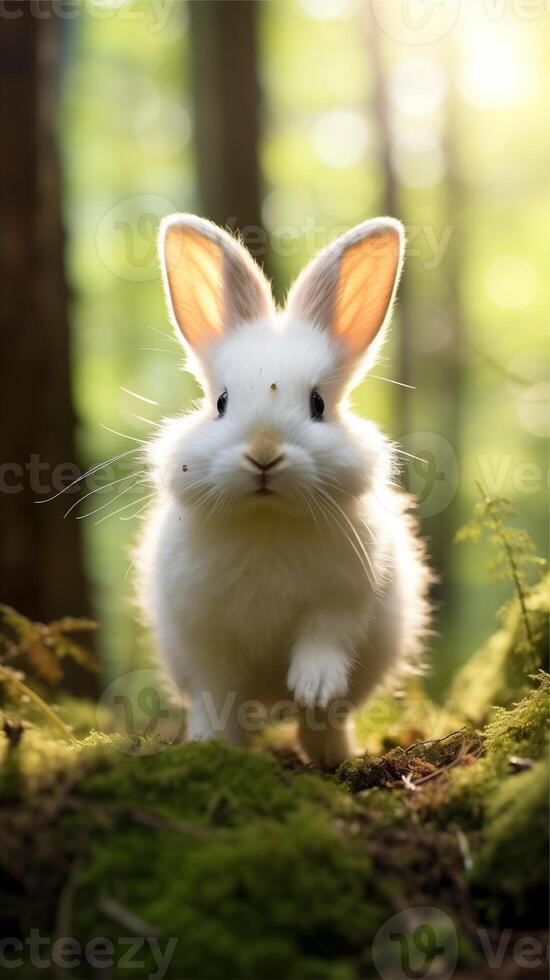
0,666,76,742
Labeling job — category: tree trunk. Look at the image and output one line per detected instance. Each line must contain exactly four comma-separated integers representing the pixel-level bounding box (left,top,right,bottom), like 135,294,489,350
432,40,465,605
188,0,266,268
365,2,414,435
0,8,94,693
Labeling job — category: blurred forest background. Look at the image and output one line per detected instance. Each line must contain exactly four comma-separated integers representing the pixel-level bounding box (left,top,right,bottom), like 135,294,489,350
2,0,548,701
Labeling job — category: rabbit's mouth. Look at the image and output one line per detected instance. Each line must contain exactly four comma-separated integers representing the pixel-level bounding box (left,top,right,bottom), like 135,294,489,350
255,485,275,497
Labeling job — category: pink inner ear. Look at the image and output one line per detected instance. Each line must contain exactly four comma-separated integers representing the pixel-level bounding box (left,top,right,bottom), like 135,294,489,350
335,229,400,354
164,226,224,348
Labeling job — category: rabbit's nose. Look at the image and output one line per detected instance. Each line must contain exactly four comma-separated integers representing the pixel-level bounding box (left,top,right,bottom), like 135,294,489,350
245,453,284,472
244,428,284,471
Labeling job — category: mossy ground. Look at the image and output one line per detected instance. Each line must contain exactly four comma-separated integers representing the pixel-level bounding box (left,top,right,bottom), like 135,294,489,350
0,596,548,980
448,576,549,725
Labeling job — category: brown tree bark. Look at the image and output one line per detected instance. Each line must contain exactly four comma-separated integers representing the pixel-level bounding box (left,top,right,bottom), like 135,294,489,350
0,8,94,692
365,2,414,435
188,0,266,269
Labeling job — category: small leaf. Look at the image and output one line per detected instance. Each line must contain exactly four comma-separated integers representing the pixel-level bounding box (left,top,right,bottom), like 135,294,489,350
26,643,64,686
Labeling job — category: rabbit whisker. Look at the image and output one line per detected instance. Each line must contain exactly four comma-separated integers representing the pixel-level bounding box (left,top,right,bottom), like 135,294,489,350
315,475,375,541
368,375,416,390
129,413,163,429
94,491,156,526
296,488,323,540
308,491,370,585
35,448,141,504
315,487,375,588
77,478,150,521
393,448,428,464
139,347,180,356
120,386,161,407
146,324,179,344
99,423,148,445
63,469,147,519
120,499,154,521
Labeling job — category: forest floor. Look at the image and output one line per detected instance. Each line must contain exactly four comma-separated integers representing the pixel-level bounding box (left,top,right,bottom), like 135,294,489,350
0,578,548,980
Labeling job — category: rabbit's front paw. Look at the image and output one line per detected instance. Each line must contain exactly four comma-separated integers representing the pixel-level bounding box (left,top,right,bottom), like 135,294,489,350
287,650,349,709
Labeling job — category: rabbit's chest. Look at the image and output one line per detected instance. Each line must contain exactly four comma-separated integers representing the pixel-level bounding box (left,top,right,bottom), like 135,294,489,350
160,508,371,650
197,546,315,627
181,535,335,647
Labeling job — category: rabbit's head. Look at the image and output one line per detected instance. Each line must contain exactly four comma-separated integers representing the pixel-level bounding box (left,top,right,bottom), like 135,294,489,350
152,214,404,518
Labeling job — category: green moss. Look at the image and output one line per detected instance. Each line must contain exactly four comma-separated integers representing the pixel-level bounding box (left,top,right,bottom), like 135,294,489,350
78,738,345,828
442,674,549,827
0,676,547,977
420,677,550,928
437,673,550,828
469,760,549,926
0,732,400,979
449,576,549,725
73,810,393,980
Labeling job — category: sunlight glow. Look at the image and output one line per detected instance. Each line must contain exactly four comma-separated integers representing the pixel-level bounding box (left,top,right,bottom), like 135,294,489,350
136,102,192,157
388,58,448,118
458,21,533,107
517,382,550,438
391,128,444,189
88,0,128,9
412,305,453,353
299,0,355,20
312,110,370,169
261,188,315,232
485,257,539,310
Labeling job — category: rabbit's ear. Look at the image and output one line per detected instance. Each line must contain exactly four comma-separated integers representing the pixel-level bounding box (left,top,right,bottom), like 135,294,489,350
286,218,404,360
160,214,274,351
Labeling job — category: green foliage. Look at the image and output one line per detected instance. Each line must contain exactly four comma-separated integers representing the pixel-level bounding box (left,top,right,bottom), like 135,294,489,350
469,760,549,925
412,676,550,928
438,674,549,829
0,604,97,686
455,490,547,671
0,605,98,739
449,574,549,724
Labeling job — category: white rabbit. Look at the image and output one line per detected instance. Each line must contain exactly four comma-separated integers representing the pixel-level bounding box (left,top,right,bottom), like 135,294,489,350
137,214,431,767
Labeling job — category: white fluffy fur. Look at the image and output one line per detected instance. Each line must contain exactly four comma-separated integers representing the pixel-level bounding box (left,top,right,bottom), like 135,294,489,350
136,214,431,767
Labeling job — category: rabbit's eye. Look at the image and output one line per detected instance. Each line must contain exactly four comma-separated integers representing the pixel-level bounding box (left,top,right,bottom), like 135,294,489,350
217,391,228,417
310,390,324,420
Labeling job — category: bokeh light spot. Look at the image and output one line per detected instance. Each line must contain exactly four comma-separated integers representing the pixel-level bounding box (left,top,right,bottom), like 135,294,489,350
388,58,447,118
391,128,444,189
312,110,370,169
135,102,192,157
299,0,355,20
517,382,550,438
458,20,533,107
484,257,539,310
